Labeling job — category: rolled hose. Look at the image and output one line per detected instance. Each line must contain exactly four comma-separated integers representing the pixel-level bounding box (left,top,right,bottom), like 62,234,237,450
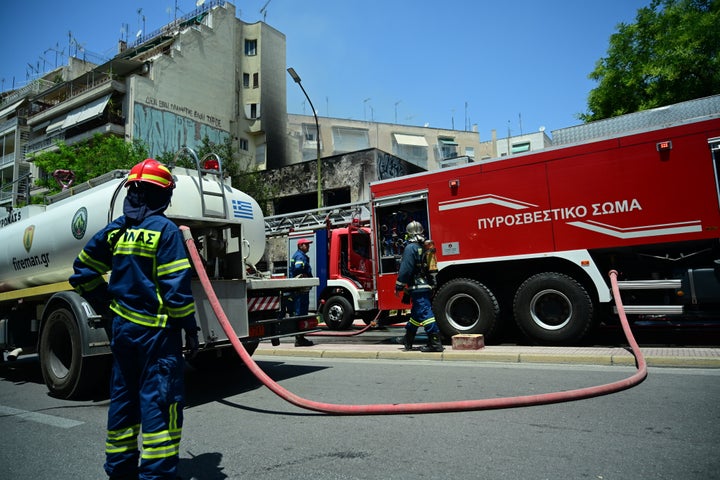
182,226,646,414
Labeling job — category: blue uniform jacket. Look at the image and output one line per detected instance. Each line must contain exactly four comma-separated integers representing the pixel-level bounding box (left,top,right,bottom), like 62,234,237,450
395,241,432,292
69,214,196,330
289,249,312,278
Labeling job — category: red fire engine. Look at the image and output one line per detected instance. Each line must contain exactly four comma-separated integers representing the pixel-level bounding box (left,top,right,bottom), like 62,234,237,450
370,96,720,344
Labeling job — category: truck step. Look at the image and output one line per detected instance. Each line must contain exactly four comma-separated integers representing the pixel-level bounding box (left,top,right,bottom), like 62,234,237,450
616,279,681,290
613,305,684,315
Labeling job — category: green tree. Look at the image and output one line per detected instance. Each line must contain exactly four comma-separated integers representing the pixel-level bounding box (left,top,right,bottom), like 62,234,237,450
30,134,149,198
581,0,720,122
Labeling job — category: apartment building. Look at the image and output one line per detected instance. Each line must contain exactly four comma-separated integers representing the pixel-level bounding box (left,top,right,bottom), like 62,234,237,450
287,113,491,171
0,0,286,207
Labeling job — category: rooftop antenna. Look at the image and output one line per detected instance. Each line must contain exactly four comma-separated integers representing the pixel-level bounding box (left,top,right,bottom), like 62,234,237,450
137,8,145,39
260,0,272,21
44,43,65,69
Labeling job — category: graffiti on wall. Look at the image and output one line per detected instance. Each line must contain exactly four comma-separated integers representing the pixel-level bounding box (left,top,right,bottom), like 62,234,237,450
376,151,408,180
133,102,228,156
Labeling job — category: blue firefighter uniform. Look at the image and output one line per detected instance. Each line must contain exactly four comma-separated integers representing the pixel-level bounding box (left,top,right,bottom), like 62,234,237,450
395,225,444,352
289,245,313,316
69,167,197,480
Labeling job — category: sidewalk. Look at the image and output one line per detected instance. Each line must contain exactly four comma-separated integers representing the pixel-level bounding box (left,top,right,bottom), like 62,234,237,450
255,341,720,368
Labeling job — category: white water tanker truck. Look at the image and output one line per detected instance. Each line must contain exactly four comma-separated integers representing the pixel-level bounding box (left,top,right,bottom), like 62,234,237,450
0,148,318,399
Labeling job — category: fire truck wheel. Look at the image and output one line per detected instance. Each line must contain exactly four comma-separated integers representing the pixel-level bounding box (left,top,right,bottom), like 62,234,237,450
323,296,355,330
433,278,500,340
513,272,593,345
39,307,110,400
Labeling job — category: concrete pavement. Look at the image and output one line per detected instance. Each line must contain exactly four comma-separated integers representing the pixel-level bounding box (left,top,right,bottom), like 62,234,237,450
256,340,720,368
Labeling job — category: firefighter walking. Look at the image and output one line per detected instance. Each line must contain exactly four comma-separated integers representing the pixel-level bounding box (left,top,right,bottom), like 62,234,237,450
395,221,444,352
69,159,199,480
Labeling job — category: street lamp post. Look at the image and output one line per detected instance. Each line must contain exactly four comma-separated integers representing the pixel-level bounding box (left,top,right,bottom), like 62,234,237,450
287,67,322,211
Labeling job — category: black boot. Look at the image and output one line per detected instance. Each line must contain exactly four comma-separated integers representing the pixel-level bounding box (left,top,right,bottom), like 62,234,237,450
402,329,416,351
420,333,444,352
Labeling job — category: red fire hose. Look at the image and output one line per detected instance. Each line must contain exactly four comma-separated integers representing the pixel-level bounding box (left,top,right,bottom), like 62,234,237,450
182,226,646,414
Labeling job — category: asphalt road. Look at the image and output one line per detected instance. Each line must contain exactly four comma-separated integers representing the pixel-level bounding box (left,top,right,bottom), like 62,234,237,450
1,353,718,479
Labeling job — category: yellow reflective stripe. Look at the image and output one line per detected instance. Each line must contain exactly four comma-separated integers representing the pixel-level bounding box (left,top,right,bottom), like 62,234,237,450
78,249,110,274
74,275,107,294
157,258,191,276
409,317,436,328
106,424,140,454
141,442,180,460
128,172,171,187
111,301,168,328
114,229,161,258
167,302,195,318
420,317,436,327
141,403,181,460
169,402,178,430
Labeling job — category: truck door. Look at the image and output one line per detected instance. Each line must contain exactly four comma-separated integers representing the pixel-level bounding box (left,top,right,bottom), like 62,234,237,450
372,192,430,310
347,225,373,290
710,137,720,210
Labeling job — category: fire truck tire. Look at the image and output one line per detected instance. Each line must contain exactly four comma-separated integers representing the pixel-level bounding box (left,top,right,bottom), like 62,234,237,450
39,307,110,400
433,278,500,340
513,272,593,345
323,296,355,330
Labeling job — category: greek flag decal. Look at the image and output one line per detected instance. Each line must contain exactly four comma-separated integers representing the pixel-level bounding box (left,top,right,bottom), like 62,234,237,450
232,199,254,219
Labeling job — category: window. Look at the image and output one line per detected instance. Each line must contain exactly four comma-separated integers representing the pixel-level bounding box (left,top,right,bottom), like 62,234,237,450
239,138,249,151
242,73,250,88
244,103,260,119
244,39,257,56
437,137,458,159
392,133,428,168
301,123,321,161
511,142,531,154
255,143,266,164
253,73,259,88
331,127,369,153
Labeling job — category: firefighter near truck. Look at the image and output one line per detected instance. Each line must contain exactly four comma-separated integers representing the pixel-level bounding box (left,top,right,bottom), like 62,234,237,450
0,148,318,399
371,98,720,345
267,96,720,345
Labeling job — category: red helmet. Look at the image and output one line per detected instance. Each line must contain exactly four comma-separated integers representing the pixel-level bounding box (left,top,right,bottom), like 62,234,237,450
297,238,313,246
126,159,174,189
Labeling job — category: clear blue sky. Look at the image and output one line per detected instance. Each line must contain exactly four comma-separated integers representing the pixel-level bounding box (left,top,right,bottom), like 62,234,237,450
0,0,649,140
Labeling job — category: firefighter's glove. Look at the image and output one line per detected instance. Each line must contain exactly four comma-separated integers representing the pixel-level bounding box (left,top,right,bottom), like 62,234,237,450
184,328,200,360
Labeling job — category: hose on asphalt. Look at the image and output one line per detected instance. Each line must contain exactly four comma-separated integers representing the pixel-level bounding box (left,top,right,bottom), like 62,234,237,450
182,226,647,414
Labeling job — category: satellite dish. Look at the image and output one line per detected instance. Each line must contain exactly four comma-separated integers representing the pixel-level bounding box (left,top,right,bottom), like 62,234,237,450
539,126,545,132
196,0,206,6
136,30,143,39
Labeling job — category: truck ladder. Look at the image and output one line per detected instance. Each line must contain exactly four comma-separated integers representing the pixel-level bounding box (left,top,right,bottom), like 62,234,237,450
265,201,370,237
174,146,228,220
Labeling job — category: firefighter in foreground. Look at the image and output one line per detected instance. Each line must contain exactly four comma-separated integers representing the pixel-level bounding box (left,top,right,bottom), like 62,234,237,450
395,221,444,352
69,159,199,480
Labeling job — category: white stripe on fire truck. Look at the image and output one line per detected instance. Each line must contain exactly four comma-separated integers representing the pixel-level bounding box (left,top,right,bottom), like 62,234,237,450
567,219,702,239
248,297,280,311
438,194,538,211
